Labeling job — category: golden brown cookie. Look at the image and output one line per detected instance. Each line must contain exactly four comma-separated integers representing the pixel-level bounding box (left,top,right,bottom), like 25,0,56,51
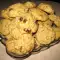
43,19,53,26
24,1,36,8
35,23,55,48
1,3,28,18
0,19,11,35
38,3,54,14
53,27,60,40
49,14,60,27
17,13,38,33
6,33,35,55
29,8,48,21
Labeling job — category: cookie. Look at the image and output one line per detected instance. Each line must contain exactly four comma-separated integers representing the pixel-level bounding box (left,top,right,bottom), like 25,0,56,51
24,1,36,8
0,19,11,35
37,19,52,26
53,27,60,40
49,14,60,27
17,13,38,33
0,20,2,33
6,33,35,55
10,28,27,39
49,14,57,21
43,19,53,26
0,18,26,37
5,34,12,40
1,3,28,18
29,8,48,21
1,9,9,18
35,23,55,48
38,3,54,14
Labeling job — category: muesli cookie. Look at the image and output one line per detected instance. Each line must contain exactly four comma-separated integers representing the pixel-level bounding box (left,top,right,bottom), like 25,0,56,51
34,23,55,48
38,3,54,14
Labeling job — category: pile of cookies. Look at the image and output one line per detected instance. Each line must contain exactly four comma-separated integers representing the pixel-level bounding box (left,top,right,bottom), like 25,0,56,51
0,1,60,57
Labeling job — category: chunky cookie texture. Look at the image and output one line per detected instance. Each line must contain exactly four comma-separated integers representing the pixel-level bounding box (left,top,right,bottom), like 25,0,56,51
1,3,28,18
0,1,60,57
0,19,35,55
17,13,38,33
38,3,54,14
35,23,55,48
49,14,60,27
24,1,36,8
0,19,26,38
43,19,53,26
29,8,48,21
6,33,35,55
53,27,60,40
0,19,11,35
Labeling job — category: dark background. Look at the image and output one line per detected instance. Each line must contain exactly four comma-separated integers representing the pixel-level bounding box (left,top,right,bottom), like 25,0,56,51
0,0,60,10
0,0,60,3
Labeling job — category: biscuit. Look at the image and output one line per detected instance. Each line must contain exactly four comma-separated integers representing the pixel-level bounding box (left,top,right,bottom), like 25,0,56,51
38,3,54,14
0,18,26,38
0,2,59,57
5,28,26,40
0,19,11,35
6,33,35,55
29,8,48,21
24,1,36,8
37,19,52,26
1,9,9,18
49,15,60,27
17,13,38,33
53,27,60,40
49,14,57,21
43,19,53,26
5,34,12,40
10,28,26,39
0,20,2,33
0,16,37,39
1,3,28,18
35,23,55,48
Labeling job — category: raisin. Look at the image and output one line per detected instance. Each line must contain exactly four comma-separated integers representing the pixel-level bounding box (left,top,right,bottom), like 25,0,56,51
24,28,31,33
19,17,23,21
23,19,27,23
